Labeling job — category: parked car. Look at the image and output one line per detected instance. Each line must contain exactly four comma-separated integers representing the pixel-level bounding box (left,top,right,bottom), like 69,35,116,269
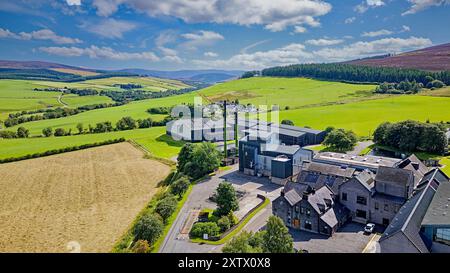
364,223,376,234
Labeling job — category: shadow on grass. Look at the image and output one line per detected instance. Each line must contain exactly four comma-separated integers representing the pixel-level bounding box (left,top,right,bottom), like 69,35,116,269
156,134,185,147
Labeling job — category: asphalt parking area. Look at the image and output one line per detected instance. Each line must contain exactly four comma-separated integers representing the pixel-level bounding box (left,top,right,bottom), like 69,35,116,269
291,223,376,253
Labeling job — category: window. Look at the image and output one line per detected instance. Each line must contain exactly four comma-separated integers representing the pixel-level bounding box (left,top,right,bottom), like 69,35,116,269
356,209,367,219
305,220,312,230
300,207,305,214
342,192,348,201
306,209,311,216
436,229,450,245
384,204,389,211
295,206,299,213
374,202,379,210
357,196,367,205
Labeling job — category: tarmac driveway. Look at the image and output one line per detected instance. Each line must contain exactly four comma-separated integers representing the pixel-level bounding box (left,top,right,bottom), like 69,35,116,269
291,223,375,253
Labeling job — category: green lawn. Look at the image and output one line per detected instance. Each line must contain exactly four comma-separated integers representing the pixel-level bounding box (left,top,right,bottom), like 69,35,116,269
30,76,190,92
6,92,197,136
0,127,183,160
278,95,450,137
198,77,378,109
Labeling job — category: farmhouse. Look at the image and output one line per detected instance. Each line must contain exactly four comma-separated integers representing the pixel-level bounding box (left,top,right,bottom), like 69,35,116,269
273,182,349,235
272,152,440,235
379,169,450,253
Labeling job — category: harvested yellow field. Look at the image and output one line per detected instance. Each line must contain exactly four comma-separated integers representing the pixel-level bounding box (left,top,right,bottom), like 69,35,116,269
50,68,100,76
0,142,171,253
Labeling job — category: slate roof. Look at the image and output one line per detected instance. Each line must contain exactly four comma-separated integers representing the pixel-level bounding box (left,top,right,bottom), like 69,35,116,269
314,152,401,170
395,154,429,186
380,169,446,253
421,170,450,226
375,166,414,186
303,161,356,178
296,162,356,194
354,170,376,191
262,144,301,156
284,189,302,206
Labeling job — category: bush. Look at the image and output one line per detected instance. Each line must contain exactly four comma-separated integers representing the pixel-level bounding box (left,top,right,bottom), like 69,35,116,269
170,176,190,198
16,127,29,138
323,128,357,151
138,118,153,128
42,127,53,137
190,222,220,238
178,142,222,180
217,216,231,232
133,214,164,245
132,240,151,253
155,194,178,222
281,120,294,126
54,128,67,136
116,116,137,131
0,130,17,139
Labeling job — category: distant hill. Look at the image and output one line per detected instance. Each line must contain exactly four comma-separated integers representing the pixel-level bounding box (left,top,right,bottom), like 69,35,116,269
0,60,98,72
117,69,243,83
346,43,450,71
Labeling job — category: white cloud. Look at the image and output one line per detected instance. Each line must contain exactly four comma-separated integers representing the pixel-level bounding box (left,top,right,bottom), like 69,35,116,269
39,45,160,61
204,51,218,57
313,36,432,61
92,0,332,32
240,39,271,54
192,36,432,70
193,43,313,70
0,28,82,44
354,0,385,13
80,18,137,39
402,0,450,15
293,26,307,33
66,0,81,5
181,30,224,50
306,38,344,46
344,17,356,24
401,25,411,32
362,29,394,37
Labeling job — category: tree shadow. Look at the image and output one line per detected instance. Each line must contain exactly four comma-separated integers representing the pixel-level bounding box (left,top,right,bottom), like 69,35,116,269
155,134,185,147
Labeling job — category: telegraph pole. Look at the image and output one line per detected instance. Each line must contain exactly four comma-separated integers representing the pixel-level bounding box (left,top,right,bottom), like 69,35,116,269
223,100,227,160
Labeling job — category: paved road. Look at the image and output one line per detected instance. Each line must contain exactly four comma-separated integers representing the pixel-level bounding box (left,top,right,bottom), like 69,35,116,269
159,165,282,253
347,141,374,156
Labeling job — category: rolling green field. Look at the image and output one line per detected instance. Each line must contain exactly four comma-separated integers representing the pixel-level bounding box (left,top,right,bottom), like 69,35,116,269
0,77,190,120
6,92,197,136
198,77,378,108
30,76,190,92
0,127,183,160
277,95,450,136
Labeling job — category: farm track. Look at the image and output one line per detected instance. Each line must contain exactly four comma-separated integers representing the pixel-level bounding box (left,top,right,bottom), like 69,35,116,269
0,142,171,253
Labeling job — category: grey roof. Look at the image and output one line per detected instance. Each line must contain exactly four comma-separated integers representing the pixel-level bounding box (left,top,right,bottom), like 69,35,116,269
284,189,302,206
395,154,429,185
375,166,414,186
303,161,356,178
314,152,401,170
421,170,450,226
354,169,376,191
380,169,445,253
277,128,306,138
276,123,325,134
321,202,348,228
262,144,301,156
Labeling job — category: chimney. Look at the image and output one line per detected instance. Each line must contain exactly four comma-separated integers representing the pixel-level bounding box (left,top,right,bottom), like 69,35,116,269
281,189,285,197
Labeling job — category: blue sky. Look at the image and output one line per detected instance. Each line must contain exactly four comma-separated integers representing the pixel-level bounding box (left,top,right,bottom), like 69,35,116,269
0,0,449,71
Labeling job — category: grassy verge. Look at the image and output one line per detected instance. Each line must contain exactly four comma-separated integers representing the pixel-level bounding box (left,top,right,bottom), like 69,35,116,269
359,145,374,156
190,197,270,245
151,184,194,253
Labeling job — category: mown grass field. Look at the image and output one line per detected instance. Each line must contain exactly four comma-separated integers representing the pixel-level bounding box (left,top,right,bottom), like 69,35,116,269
198,77,378,108
31,76,190,92
277,95,450,137
6,92,197,136
0,142,171,252
0,127,183,160
0,77,190,120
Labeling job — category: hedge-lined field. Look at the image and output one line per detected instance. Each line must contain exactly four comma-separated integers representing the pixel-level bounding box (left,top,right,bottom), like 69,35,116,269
0,127,183,160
